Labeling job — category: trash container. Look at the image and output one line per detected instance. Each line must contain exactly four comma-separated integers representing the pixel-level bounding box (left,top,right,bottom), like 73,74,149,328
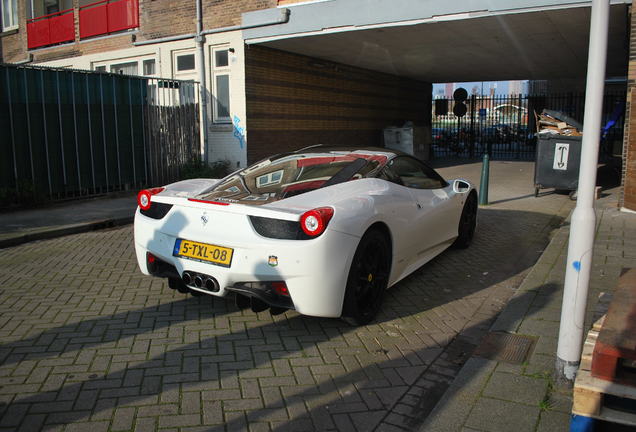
534,134,582,197
383,126,431,161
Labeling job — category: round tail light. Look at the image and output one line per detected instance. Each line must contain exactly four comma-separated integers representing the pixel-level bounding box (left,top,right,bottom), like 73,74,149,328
137,187,165,211
300,207,334,237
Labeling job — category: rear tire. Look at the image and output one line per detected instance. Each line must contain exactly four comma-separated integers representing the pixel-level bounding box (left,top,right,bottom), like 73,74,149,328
452,192,477,249
342,229,391,326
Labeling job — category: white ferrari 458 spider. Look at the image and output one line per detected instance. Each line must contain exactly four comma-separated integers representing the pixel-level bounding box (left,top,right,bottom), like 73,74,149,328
134,146,477,325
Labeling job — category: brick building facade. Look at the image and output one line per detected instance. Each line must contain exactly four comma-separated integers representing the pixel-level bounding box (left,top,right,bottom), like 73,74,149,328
2,0,636,210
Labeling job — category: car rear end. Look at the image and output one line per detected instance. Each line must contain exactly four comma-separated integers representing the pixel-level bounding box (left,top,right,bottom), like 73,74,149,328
134,191,359,318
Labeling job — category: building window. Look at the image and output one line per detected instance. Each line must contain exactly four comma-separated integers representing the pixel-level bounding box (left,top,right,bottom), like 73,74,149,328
143,59,155,76
111,61,138,75
176,53,195,72
28,0,72,19
212,47,231,123
1,0,18,30
92,57,155,76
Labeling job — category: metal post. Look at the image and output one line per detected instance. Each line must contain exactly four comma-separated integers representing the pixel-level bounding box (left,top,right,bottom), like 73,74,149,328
128,80,137,186
71,73,82,193
478,153,489,205
112,76,122,186
55,71,67,188
40,70,53,198
196,0,209,163
556,0,609,383
159,79,166,184
24,69,36,198
99,74,109,191
470,95,475,158
5,68,19,194
86,74,96,191
139,79,149,185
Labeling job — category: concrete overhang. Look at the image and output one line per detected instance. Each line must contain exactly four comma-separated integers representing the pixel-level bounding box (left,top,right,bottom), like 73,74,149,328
242,0,630,82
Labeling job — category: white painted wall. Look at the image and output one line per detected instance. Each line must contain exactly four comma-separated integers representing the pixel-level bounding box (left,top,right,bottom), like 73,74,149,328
37,30,248,168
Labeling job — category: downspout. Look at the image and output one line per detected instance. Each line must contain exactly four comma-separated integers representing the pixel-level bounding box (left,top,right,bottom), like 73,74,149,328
131,7,291,164
195,0,209,163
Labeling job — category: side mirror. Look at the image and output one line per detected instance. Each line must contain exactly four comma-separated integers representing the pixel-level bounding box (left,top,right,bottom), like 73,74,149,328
452,179,471,194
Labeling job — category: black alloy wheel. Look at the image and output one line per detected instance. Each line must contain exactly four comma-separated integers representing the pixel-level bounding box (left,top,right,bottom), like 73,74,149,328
453,192,477,249
342,229,391,326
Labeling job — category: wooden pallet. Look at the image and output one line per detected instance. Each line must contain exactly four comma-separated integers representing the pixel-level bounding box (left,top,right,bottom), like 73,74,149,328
572,318,636,427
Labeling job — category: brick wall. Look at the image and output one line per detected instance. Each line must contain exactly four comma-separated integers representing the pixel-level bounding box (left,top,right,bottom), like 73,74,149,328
0,0,29,62
244,45,432,163
1,0,276,64
622,2,636,210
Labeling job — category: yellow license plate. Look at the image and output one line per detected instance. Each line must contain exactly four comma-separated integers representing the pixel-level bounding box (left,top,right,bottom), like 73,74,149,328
173,239,233,267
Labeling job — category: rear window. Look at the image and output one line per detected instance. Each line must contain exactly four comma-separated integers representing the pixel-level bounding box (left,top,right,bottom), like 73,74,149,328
197,151,387,205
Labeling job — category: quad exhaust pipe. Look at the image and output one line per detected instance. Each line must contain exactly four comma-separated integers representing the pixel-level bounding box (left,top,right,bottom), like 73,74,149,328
181,271,219,292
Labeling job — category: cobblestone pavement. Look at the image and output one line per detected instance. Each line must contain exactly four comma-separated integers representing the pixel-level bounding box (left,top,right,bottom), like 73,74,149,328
421,185,636,432
0,162,574,431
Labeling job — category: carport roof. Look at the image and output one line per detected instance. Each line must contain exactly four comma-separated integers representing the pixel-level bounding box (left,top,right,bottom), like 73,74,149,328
242,0,629,82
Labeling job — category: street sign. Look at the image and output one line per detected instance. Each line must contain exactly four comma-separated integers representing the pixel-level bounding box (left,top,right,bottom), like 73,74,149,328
453,87,468,118
553,143,570,170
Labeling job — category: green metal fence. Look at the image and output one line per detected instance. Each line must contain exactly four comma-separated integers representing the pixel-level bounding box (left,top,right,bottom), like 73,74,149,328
0,64,200,206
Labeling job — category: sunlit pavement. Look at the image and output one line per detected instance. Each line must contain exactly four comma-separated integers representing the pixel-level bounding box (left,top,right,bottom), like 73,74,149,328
0,161,587,431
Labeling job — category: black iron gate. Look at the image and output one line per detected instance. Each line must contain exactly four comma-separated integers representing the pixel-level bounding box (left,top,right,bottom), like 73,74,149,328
0,64,201,206
431,92,626,161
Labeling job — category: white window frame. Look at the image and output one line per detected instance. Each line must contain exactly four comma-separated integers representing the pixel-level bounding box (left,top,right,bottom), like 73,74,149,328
211,46,231,123
1,0,19,31
173,49,196,77
92,55,157,77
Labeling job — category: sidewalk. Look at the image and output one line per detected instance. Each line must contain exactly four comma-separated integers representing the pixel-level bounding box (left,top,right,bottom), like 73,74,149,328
421,188,636,432
0,194,137,248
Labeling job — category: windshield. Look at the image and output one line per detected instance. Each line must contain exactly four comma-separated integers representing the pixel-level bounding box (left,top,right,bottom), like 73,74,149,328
197,150,389,205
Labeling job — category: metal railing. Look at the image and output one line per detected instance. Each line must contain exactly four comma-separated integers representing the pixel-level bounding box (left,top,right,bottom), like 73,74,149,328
79,0,139,39
26,8,75,49
0,64,200,207
431,92,626,161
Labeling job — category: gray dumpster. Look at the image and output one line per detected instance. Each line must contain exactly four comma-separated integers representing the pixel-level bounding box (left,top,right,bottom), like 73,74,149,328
534,134,582,197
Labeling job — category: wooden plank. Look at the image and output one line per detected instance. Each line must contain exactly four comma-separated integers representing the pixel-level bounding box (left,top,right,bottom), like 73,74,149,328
571,405,636,427
592,314,606,332
575,367,636,400
580,330,598,372
573,386,602,416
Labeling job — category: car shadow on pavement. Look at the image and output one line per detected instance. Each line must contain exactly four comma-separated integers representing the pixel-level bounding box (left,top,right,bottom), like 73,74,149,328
0,282,559,431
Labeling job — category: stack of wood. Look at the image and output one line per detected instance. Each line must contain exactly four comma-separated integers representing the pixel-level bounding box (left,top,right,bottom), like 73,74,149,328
572,269,636,430
535,109,583,136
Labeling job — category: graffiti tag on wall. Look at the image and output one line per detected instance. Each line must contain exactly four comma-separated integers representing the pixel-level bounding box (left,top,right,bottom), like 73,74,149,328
233,115,245,149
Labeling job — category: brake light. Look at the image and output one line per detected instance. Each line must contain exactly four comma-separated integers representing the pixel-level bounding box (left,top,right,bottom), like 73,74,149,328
272,281,289,296
300,207,334,237
137,187,164,210
146,252,157,273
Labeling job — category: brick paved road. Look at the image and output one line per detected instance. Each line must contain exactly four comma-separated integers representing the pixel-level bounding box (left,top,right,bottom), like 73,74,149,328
0,162,574,431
